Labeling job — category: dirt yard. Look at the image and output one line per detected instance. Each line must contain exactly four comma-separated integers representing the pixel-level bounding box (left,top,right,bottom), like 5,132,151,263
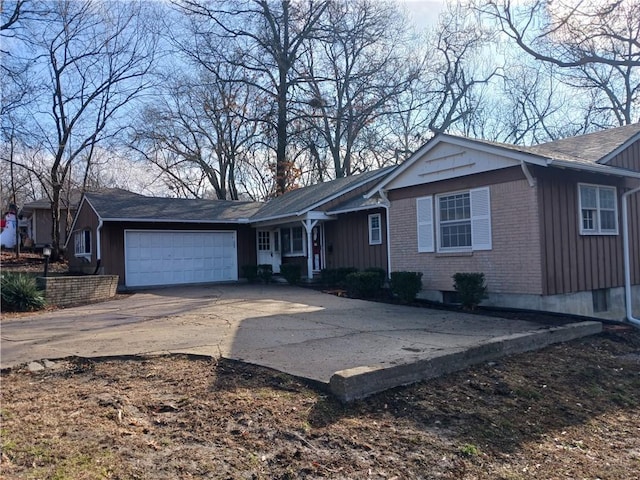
2,325,639,479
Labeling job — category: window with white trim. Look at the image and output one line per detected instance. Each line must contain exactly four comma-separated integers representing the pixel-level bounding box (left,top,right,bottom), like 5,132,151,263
368,213,382,245
439,192,472,249
74,229,91,257
578,183,618,235
281,226,304,255
417,187,492,253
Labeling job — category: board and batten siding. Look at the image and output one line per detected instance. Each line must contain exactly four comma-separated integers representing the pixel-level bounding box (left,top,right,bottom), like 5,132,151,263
607,138,640,171
323,208,388,272
535,168,636,296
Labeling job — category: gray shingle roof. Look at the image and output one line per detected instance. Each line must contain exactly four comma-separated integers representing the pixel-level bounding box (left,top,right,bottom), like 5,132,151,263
326,194,385,214
85,190,263,223
526,123,640,163
453,123,640,165
251,167,395,221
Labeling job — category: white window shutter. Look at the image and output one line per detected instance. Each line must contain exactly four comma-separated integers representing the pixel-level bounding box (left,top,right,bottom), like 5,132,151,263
416,196,434,252
470,187,492,251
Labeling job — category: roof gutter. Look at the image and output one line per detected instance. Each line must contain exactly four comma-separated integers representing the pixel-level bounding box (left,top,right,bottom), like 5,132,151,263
622,185,640,328
547,159,640,179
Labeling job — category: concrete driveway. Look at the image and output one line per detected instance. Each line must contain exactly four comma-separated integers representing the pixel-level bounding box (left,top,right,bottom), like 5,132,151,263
0,284,601,400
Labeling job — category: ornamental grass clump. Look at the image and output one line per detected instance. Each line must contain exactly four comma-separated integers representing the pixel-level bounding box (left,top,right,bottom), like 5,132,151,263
1,272,46,312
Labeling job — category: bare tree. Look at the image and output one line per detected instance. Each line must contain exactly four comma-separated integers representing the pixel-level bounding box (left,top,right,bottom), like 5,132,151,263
132,59,264,200
8,0,157,259
299,0,420,179
176,0,329,195
477,0,640,125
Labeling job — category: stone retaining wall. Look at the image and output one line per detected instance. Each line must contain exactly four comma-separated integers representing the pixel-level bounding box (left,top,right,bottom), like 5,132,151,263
37,275,119,307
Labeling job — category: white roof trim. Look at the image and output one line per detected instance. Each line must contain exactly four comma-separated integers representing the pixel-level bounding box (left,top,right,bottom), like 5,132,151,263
547,158,640,178
327,202,388,215
63,196,99,249
367,133,640,196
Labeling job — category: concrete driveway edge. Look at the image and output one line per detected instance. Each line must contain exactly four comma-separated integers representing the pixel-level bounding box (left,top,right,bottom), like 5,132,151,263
329,321,603,402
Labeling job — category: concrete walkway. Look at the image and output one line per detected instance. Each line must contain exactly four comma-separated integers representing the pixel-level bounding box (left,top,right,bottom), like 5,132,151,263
0,284,601,400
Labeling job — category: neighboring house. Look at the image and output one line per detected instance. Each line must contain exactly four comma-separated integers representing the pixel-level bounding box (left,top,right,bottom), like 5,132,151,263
66,168,392,287
369,124,640,320
20,194,80,248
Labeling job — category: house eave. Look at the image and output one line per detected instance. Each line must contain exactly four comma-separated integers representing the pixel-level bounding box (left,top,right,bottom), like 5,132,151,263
326,202,388,216
547,159,640,179
365,134,549,197
99,217,251,224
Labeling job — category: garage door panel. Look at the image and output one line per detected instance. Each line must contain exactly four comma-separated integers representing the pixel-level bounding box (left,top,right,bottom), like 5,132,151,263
125,231,237,287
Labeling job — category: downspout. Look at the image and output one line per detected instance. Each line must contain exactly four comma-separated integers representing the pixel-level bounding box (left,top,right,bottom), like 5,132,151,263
377,190,392,280
520,160,536,187
622,185,640,328
93,219,103,275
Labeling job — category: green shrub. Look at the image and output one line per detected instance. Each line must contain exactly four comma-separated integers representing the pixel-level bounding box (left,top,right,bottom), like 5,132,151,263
257,264,273,284
320,267,358,287
1,272,46,312
280,264,301,285
363,267,387,288
242,265,259,283
390,271,423,304
345,271,382,299
453,272,488,310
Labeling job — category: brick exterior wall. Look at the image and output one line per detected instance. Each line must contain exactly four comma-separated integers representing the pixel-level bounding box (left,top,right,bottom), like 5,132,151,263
389,179,543,295
37,275,119,307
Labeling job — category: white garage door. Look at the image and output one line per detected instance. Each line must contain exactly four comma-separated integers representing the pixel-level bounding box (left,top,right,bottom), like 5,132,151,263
124,230,238,287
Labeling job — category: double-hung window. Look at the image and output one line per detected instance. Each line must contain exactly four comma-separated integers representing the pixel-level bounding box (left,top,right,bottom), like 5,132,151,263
578,184,618,235
368,213,382,245
416,187,492,253
281,226,304,255
439,192,472,249
74,229,91,257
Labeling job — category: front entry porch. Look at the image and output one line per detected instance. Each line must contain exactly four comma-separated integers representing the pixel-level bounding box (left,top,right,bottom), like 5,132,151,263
256,216,329,280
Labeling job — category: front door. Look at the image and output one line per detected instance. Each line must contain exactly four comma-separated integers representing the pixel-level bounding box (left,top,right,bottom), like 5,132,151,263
257,230,281,273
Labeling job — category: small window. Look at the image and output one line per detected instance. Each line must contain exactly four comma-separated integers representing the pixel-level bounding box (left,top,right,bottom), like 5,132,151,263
579,184,618,235
592,288,609,313
257,231,270,251
74,229,91,257
368,213,382,245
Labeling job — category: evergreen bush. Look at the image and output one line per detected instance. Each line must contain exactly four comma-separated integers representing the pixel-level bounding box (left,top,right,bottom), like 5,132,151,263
280,264,301,285
1,272,46,312
257,264,273,283
390,271,423,304
453,272,488,310
242,265,259,283
363,267,387,288
320,267,358,287
345,271,382,299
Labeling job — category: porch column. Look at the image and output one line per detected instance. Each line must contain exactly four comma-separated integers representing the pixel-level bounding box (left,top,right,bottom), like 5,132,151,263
302,219,318,280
